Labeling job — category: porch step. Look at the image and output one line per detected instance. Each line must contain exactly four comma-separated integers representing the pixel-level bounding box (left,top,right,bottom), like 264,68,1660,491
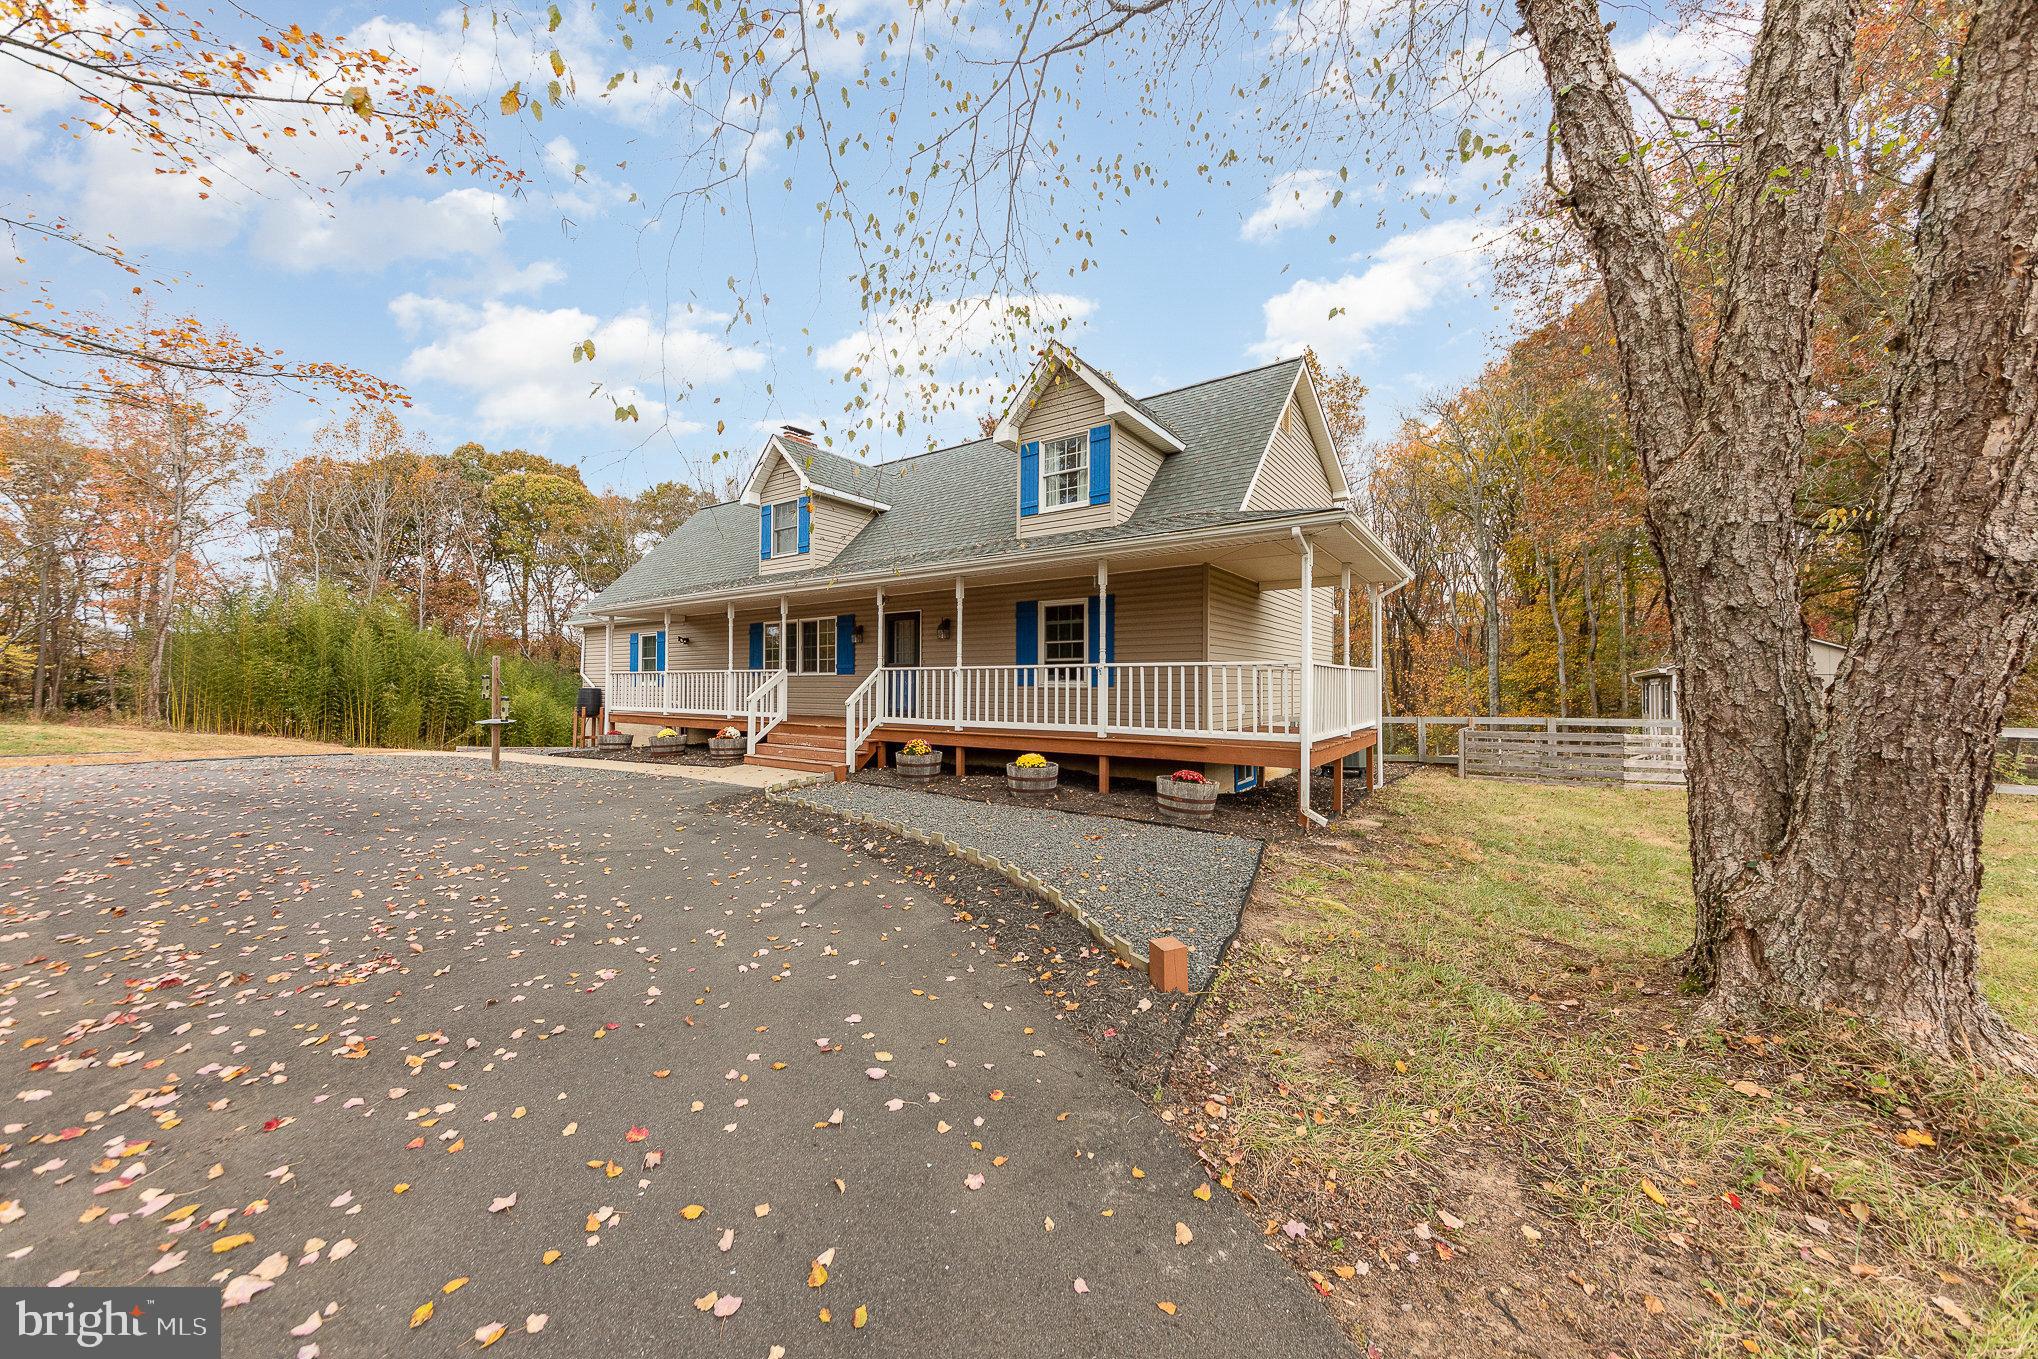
744,718,877,779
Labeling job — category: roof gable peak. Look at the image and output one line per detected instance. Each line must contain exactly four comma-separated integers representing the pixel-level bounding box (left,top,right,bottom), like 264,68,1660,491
992,341,1186,452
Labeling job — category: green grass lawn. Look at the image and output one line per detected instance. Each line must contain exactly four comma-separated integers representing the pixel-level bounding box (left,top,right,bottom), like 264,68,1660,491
1178,773,2036,1359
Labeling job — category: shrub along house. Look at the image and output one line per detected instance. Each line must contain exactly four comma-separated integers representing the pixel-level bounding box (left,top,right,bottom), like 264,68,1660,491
571,344,1413,824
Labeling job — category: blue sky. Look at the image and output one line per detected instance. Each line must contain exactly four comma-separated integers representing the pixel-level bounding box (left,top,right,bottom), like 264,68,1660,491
1,2,1741,496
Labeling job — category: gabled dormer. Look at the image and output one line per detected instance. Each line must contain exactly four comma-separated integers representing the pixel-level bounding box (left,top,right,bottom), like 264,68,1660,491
739,429,888,574
995,343,1184,536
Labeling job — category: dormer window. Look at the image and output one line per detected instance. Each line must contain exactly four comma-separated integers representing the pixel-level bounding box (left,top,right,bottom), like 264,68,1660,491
769,496,801,556
1041,434,1088,511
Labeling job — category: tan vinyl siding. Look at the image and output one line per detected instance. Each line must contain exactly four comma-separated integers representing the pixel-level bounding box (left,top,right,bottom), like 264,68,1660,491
1243,394,1338,511
754,447,876,573
1015,367,1113,537
1112,425,1167,524
1204,567,1334,663
954,567,1204,668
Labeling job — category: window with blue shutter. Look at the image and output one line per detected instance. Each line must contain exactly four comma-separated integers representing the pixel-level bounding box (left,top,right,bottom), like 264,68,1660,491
836,614,855,675
759,502,773,560
798,497,812,554
1014,600,1038,687
748,622,764,670
1088,424,1110,505
1019,441,1040,517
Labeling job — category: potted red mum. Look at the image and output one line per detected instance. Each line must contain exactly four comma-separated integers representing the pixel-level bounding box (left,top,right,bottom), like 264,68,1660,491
1156,767,1217,818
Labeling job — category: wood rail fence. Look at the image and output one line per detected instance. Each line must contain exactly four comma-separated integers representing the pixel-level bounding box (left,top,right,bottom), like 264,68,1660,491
1389,720,2038,790
1456,726,1686,785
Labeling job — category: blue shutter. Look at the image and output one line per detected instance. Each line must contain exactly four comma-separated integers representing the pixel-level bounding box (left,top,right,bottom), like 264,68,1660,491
629,633,641,672
748,622,764,670
759,503,772,560
1088,424,1110,505
1014,600,1038,688
1019,441,1040,517
1086,594,1101,687
798,496,812,554
836,614,855,675
655,631,666,671
1106,594,1117,686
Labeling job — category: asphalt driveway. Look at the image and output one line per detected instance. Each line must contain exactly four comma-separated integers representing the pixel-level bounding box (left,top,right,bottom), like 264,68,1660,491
0,756,1348,1357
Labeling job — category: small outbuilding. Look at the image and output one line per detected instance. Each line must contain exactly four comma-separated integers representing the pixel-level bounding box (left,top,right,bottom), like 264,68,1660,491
1633,637,1846,724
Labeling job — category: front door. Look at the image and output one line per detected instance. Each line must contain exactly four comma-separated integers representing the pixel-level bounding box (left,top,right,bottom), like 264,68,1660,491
884,612,921,716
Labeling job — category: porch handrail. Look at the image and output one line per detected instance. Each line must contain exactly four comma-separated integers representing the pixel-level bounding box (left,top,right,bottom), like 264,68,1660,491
845,668,884,768
605,668,774,717
841,661,1382,743
743,669,788,754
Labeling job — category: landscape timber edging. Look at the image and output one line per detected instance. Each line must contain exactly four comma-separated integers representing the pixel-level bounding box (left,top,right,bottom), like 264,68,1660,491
764,781,1148,970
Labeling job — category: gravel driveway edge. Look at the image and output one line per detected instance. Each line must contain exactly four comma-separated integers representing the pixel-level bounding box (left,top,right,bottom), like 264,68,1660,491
767,781,1153,968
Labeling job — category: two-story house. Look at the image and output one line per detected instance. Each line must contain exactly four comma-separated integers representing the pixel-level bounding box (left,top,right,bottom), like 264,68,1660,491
570,344,1412,825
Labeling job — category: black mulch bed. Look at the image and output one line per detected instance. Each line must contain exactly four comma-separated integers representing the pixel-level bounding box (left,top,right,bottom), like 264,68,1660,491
851,764,1382,841
544,743,746,769
743,794,1209,1091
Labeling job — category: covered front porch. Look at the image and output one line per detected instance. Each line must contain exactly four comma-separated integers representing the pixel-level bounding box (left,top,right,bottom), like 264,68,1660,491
578,512,1395,824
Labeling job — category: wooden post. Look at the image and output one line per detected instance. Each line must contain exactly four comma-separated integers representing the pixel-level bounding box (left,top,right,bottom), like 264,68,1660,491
1097,754,1111,792
953,745,965,777
1331,758,1345,815
489,655,502,772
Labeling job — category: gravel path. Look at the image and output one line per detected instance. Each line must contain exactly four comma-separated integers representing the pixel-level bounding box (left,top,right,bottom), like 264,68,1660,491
780,781,1262,988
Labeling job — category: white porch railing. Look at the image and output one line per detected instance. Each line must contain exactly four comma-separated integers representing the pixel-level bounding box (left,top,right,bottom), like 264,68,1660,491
743,670,788,753
606,668,774,717
847,662,1379,744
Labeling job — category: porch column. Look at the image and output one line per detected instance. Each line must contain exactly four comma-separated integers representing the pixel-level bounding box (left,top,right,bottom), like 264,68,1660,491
779,597,790,677
952,577,965,731
1340,566,1353,666
1295,530,1317,827
725,603,737,716
604,617,614,699
661,607,672,712
1095,558,1109,738
1370,583,1385,789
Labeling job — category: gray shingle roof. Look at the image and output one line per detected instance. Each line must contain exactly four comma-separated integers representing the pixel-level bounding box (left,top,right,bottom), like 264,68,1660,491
584,356,1310,614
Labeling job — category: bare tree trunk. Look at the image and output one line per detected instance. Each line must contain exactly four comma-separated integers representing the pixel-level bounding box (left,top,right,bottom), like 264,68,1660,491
1545,552,1570,717
30,551,52,716
1523,0,2038,1068
1581,553,1602,717
1480,535,1502,716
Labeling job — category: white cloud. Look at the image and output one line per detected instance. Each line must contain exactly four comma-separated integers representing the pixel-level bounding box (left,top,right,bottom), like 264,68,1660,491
1242,170,1339,242
1249,218,1496,366
392,294,763,434
815,292,1096,375
252,187,515,272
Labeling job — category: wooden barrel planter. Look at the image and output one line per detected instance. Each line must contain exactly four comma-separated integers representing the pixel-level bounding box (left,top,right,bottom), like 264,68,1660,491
597,732,631,752
1005,760,1059,796
707,734,747,764
646,733,686,758
895,749,943,780
1155,773,1219,819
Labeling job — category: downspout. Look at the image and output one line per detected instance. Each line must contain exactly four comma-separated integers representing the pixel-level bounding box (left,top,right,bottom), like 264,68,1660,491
1293,528,1326,827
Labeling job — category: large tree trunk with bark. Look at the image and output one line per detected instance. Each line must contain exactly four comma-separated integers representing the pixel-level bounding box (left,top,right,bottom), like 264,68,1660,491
1521,0,2038,1069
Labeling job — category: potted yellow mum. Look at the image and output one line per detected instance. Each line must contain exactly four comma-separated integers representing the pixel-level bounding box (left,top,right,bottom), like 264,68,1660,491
648,726,685,756
896,738,943,780
1006,752,1058,796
